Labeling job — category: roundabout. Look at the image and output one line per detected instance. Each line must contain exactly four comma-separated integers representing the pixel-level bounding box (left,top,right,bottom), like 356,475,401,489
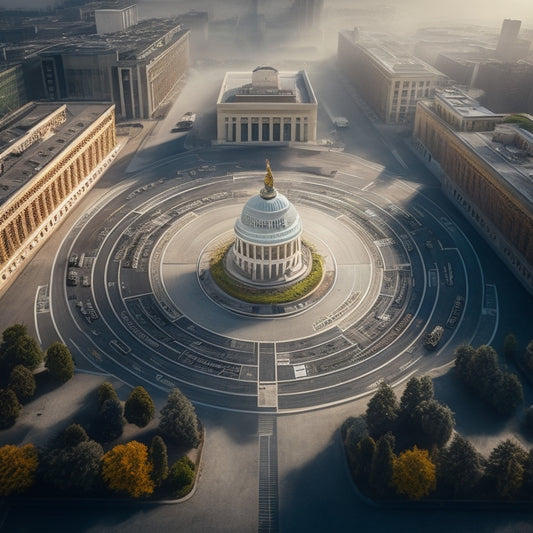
49,150,496,413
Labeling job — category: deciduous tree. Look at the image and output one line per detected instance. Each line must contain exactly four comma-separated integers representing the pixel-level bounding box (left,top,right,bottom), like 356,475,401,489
101,441,154,498
392,446,436,500
167,456,195,498
365,381,398,439
159,388,200,448
124,386,155,428
0,444,38,496
45,342,74,382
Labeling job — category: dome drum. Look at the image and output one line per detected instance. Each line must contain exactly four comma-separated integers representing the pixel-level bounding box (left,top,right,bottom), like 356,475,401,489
227,161,307,287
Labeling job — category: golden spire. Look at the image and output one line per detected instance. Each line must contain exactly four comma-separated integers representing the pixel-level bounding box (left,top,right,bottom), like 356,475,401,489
264,159,274,190
260,158,277,199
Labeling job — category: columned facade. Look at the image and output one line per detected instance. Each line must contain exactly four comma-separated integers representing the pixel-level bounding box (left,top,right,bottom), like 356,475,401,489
0,103,117,295
228,161,307,286
216,67,317,144
413,99,533,294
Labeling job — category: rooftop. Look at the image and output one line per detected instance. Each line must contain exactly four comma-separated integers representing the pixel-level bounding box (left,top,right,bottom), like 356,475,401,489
436,87,498,118
0,102,114,207
217,70,317,105
457,130,533,211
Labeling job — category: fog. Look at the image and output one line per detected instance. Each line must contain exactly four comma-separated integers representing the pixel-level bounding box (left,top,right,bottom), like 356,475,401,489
1,0,532,28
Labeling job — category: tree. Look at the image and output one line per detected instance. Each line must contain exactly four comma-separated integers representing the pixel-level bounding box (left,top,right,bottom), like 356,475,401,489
159,388,200,448
43,440,104,495
493,372,523,415
167,456,195,498
438,434,484,497
97,381,118,408
355,435,376,481
49,423,89,450
45,342,74,382
124,386,155,428
0,388,20,429
412,399,455,449
369,433,395,497
503,333,518,362
1,334,42,373
8,364,36,402
101,441,154,498
150,435,169,487
398,376,434,441
0,323,27,355
0,444,38,496
365,381,398,439
392,446,436,500
454,344,477,380
486,439,528,498
93,398,125,442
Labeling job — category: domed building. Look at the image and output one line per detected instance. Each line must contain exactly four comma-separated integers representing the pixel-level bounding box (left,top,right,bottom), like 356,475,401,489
228,161,308,286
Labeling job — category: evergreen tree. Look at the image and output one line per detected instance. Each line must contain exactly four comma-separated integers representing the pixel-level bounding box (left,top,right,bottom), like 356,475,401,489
97,381,119,408
159,388,200,448
438,434,484,497
1,334,42,373
369,433,395,496
365,381,398,439
8,364,36,402
149,435,169,487
93,398,125,442
412,399,455,449
124,386,155,428
167,456,195,498
356,435,376,482
45,342,74,382
0,388,20,429
486,439,528,498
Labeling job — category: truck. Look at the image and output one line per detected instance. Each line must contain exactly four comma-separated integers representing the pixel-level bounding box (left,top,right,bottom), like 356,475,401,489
424,325,444,350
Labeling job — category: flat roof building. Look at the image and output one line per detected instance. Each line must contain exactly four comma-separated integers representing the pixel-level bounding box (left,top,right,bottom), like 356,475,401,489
0,101,117,294
413,88,533,293
39,19,190,120
338,30,447,124
216,66,317,144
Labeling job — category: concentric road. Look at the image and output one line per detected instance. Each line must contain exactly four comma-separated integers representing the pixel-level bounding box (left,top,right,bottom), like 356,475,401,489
44,149,497,412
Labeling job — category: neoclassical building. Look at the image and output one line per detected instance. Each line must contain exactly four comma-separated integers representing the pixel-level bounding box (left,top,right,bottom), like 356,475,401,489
216,66,317,144
0,102,118,295
229,161,307,285
413,87,533,294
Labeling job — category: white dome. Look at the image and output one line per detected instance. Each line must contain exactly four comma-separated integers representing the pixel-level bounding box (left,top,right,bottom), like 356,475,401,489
234,191,302,245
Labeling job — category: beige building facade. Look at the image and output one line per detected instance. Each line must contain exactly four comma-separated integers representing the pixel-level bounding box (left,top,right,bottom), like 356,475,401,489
216,66,317,144
338,31,447,124
413,89,533,294
0,102,118,295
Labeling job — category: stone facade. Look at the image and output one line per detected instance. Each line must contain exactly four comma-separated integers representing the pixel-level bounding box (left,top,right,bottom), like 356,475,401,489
0,103,117,294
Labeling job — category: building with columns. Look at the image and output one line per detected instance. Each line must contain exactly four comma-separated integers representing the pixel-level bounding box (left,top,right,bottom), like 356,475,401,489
0,101,117,295
216,66,317,144
413,87,533,294
229,161,307,285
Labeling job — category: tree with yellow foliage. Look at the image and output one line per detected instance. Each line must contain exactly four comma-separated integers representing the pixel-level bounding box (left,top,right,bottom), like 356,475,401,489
101,441,154,498
0,443,38,496
392,446,436,500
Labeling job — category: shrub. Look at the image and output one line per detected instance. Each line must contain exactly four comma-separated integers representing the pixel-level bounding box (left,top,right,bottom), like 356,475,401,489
167,456,195,498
